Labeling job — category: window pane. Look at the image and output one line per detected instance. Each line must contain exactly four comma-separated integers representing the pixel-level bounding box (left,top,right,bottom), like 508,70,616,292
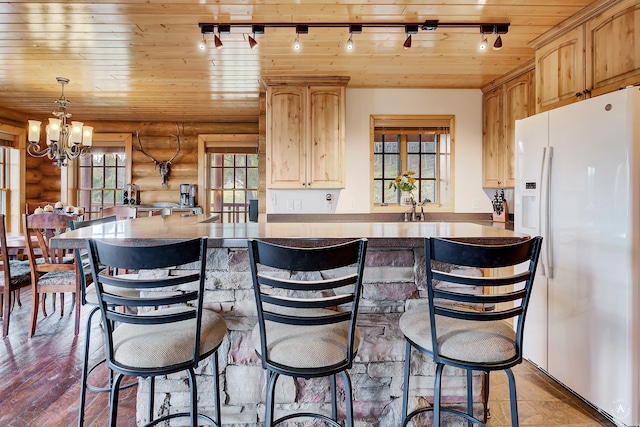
248,154,258,167
93,169,104,188
372,120,451,206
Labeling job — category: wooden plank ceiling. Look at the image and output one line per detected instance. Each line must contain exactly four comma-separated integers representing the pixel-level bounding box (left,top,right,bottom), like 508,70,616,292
0,0,596,122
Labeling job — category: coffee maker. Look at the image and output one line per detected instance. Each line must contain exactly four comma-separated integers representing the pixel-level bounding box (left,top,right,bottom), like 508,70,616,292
180,184,196,207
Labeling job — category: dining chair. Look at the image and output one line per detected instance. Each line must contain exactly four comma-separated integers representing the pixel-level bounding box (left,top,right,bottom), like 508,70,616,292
71,215,138,427
85,237,227,427
22,211,89,337
400,236,543,426
0,214,31,337
99,205,138,220
247,238,368,427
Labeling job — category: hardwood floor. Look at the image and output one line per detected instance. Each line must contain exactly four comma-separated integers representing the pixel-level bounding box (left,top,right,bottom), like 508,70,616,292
1,288,615,427
0,289,136,427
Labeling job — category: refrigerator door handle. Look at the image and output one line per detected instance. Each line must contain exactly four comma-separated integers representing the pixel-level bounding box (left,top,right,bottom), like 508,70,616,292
538,147,547,277
544,146,554,278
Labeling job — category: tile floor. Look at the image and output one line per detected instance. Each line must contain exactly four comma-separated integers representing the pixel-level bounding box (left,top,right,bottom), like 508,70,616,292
486,360,617,426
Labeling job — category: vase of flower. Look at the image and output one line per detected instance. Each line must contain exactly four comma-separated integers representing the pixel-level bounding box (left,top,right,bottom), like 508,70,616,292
390,171,417,206
400,191,414,206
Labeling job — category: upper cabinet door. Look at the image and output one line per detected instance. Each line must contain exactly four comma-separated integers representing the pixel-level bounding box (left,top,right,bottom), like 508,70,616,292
503,71,534,188
265,77,348,189
267,86,306,188
536,26,585,113
586,0,640,97
482,86,504,188
308,86,345,188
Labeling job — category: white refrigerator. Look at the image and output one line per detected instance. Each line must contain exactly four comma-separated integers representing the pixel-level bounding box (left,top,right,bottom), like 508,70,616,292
515,87,640,426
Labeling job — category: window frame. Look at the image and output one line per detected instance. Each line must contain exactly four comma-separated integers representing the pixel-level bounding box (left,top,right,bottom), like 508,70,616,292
62,133,132,214
0,124,26,232
197,134,259,220
370,115,455,213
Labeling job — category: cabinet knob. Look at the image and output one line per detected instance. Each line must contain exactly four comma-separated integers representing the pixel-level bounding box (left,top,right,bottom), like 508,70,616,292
583,89,591,95
575,92,583,98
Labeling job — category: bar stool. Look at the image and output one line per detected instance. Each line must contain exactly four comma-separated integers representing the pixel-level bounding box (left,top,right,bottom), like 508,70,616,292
400,237,542,426
248,238,368,427
71,215,137,427
86,237,227,426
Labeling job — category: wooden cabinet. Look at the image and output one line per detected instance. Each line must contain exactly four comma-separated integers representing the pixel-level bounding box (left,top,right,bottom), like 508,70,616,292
534,0,640,112
585,0,640,97
264,77,349,189
535,27,585,113
482,69,535,188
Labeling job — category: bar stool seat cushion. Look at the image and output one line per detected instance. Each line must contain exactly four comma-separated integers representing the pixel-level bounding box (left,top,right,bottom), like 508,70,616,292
251,307,361,369
113,306,227,369
399,305,516,364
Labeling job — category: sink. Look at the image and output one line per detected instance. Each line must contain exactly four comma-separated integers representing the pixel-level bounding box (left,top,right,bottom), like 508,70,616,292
144,202,179,208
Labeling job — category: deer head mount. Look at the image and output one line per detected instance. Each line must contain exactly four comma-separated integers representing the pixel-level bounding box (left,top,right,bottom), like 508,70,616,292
135,123,181,188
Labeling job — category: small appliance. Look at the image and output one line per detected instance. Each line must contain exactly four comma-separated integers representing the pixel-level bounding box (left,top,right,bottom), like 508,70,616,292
180,184,196,207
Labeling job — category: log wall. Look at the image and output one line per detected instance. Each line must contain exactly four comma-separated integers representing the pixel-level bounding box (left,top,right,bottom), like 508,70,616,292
22,121,259,207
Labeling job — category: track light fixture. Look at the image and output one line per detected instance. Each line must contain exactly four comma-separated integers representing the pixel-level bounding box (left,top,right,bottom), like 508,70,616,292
403,35,412,49
403,24,418,49
197,21,509,50
198,24,214,51
293,25,308,51
248,24,265,49
346,24,361,51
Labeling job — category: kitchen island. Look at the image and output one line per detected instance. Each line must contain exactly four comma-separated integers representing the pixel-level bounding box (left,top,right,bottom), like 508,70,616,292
53,215,527,426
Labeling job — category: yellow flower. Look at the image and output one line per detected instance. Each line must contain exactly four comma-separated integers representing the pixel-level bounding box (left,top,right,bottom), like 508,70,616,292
389,171,417,192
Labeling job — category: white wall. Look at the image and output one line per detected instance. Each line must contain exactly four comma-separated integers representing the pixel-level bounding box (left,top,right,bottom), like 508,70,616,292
267,88,494,214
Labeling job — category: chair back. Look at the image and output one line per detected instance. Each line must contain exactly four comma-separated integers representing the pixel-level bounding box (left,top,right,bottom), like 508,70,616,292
86,237,209,371
71,215,117,305
22,212,79,276
424,236,543,367
99,205,138,219
25,202,58,214
248,238,368,372
0,214,10,286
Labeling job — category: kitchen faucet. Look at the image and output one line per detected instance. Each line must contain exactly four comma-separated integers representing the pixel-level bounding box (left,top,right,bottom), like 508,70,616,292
405,198,430,221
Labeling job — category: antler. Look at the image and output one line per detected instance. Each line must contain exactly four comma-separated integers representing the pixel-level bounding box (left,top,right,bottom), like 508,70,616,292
134,124,182,188
135,129,159,164
167,123,181,163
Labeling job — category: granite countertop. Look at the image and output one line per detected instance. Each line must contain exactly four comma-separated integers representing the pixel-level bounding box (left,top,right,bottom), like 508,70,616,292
52,214,527,249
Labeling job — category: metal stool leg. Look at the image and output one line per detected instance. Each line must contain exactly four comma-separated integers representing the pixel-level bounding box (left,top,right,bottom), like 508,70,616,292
341,370,354,427
402,341,411,426
506,368,519,427
330,374,337,421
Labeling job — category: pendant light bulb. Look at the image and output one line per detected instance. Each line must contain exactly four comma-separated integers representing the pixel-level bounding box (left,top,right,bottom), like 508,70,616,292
479,35,488,51
198,36,206,51
346,34,354,50
293,34,301,51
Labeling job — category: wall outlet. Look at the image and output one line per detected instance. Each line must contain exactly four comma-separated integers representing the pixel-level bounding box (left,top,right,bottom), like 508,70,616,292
294,199,302,210
287,199,294,210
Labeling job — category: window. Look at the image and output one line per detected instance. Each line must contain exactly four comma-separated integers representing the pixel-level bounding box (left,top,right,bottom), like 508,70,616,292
0,125,24,232
66,133,132,219
372,116,453,209
199,134,259,223
77,150,127,218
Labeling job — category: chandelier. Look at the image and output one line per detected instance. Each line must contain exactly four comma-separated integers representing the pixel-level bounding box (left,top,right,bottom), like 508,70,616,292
27,77,93,167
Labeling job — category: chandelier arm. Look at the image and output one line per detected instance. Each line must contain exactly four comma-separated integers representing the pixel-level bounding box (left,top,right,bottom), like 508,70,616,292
27,142,53,158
